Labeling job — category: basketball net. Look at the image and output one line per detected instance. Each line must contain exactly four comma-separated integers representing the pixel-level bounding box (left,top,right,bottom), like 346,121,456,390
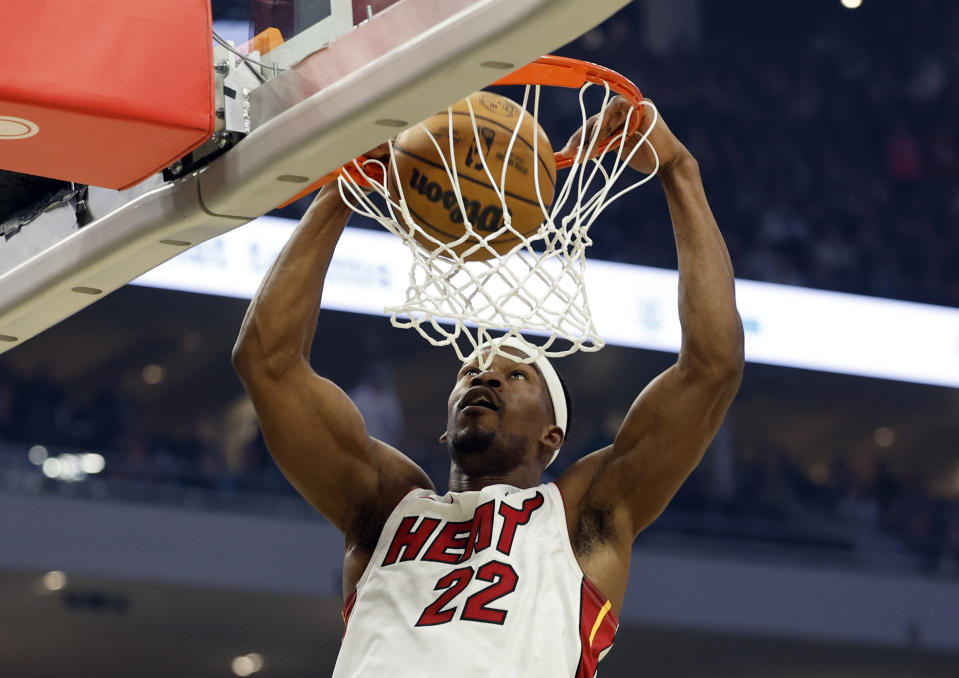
338,77,660,369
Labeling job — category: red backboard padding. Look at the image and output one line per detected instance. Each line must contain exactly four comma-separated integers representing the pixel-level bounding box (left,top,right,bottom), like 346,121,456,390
0,0,214,189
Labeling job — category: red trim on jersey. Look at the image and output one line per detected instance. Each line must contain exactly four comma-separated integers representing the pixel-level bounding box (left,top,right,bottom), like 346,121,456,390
575,577,619,677
342,589,357,631
554,481,619,674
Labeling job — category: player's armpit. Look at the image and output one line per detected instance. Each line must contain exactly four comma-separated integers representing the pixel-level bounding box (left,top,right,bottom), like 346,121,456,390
234,356,434,539
573,119,743,542
559,355,742,546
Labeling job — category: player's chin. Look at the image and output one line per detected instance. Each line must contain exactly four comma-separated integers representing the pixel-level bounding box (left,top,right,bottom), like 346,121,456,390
447,426,497,456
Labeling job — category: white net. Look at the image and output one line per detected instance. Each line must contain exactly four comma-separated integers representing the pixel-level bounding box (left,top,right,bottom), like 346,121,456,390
338,83,660,368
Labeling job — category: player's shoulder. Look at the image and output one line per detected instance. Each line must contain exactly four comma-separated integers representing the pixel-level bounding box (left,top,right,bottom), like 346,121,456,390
554,444,614,509
373,440,436,506
344,440,434,543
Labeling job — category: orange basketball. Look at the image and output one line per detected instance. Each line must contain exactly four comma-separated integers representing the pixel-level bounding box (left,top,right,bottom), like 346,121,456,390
388,91,556,261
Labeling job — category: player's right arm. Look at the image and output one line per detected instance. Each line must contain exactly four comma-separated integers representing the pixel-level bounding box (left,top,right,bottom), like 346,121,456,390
231,182,434,541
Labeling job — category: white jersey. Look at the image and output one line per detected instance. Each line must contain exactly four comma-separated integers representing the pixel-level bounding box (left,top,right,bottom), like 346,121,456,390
332,482,618,678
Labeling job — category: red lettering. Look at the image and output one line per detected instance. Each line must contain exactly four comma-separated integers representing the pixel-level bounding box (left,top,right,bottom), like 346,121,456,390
423,520,473,564
461,500,495,561
416,567,473,627
496,492,544,555
461,561,518,625
382,517,440,566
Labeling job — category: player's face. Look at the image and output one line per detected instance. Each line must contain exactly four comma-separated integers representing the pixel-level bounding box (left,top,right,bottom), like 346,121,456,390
444,349,554,463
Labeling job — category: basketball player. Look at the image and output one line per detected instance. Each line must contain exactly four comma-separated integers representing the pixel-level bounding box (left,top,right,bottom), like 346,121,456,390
232,96,744,676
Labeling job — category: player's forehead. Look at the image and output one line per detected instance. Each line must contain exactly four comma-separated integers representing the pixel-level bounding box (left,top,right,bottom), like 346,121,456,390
459,347,543,377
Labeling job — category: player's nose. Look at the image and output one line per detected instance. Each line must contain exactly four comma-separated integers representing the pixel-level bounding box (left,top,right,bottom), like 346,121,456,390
469,369,502,388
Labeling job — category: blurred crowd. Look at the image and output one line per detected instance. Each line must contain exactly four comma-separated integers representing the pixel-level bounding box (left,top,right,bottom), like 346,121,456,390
548,1,959,308
2,362,958,578
2,1,957,580
666,443,959,576
273,1,959,308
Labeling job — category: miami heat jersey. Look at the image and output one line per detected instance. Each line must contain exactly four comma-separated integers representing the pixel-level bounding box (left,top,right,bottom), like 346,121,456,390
331,482,618,678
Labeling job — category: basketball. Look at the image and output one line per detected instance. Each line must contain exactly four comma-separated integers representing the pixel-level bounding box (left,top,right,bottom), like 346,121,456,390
388,91,556,261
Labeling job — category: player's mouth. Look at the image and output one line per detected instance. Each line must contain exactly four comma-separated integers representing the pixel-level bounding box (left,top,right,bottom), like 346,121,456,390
459,386,500,412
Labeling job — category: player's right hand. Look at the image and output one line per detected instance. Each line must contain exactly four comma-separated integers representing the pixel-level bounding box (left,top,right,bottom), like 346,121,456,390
622,99,691,175
559,96,691,175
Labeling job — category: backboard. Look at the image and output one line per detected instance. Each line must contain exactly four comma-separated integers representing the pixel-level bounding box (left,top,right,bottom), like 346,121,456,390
0,0,635,354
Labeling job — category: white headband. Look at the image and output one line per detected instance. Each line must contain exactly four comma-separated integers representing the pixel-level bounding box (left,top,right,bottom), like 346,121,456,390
465,338,567,468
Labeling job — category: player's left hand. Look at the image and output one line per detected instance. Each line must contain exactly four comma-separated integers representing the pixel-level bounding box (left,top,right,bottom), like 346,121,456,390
559,96,691,175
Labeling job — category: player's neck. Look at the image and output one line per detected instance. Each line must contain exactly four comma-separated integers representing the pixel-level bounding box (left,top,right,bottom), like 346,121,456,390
448,464,542,492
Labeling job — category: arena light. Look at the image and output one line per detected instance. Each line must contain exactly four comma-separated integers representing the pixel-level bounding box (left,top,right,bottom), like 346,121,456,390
874,427,895,448
36,451,105,481
141,364,166,385
41,457,61,479
57,454,83,481
80,453,106,474
231,653,264,676
42,570,67,591
132,216,959,388
840,0,863,8
28,445,48,465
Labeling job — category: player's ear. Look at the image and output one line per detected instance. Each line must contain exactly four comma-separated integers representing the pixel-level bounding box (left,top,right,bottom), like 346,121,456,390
539,425,563,455
439,431,449,444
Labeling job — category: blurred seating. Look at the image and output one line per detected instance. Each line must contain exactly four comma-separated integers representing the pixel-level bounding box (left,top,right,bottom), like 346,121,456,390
1,354,957,578
272,2,959,308
3,1,958,581
559,1,959,308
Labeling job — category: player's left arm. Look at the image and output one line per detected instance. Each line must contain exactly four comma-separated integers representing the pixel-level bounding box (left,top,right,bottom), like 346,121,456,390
558,100,745,541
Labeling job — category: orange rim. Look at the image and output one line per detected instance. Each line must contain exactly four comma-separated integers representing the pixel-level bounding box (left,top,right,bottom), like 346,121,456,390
492,55,644,169
277,55,644,208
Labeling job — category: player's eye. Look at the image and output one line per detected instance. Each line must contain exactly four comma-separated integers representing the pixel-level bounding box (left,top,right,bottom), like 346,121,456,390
461,367,480,377
510,370,528,380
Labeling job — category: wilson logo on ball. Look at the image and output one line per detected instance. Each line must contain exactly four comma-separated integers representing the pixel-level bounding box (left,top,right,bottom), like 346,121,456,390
407,167,510,233
387,91,556,261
